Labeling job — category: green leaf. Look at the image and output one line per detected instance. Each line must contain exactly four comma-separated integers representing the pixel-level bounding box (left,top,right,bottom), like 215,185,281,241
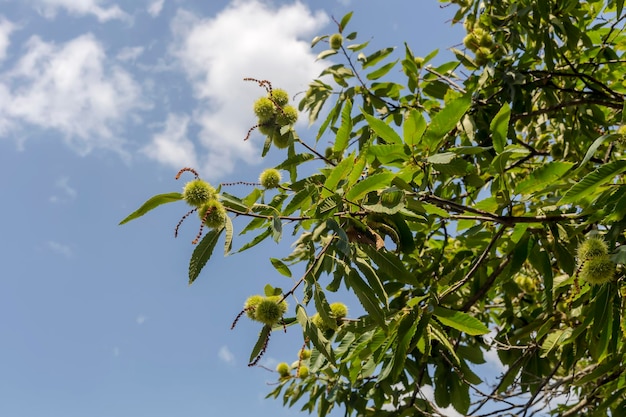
223,215,233,255
359,47,395,69
361,245,418,286
322,154,355,198
346,172,396,201
236,228,272,253
270,258,291,277
189,227,223,284
423,93,472,150
366,60,398,80
338,11,353,32
317,49,338,60
403,109,427,147
490,102,511,154
334,99,353,154
275,153,315,170
271,214,282,242
560,160,626,205
354,257,389,307
220,192,249,212
427,152,456,164
577,133,622,170
346,269,387,328
515,162,575,195
314,283,336,330
428,322,460,365
296,305,334,362
119,192,183,225
248,325,271,364
361,109,402,144
433,307,489,336
389,312,419,381
540,328,571,358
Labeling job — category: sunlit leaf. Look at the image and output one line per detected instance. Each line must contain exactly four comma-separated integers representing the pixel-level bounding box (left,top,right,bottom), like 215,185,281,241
490,102,511,154
361,109,402,144
270,258,291,277
433,307,489,336
119,193,183,225
423,93,472,150
346,172,396,201
560,160,626,204
334,99,353,154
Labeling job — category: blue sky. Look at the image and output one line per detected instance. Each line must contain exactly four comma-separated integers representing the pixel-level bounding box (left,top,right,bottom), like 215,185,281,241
0,1,465,416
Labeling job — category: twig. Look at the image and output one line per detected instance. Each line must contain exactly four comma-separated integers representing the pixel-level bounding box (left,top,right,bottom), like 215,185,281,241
440,226,506,300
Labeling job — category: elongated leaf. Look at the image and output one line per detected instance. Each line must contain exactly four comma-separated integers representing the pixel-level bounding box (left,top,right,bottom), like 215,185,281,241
403,109,427,146
433,306,489,335
248,325,271,364
347,155,366,189
275,153,315,170
223,215,233,255
316,96,342,140
428,322,460,365
339,11,353,32
423,93,472,150
334,99,353,154
490,102,510,154
361,109,402,144
366,144,408,165
220,192,249,212
578,133,621,169
285,186,314,216
119,192,182,225
389,312,419,380
270,258,292,277
427,152,456,164
366,60,398,80
560,160,626,204
540,329,571,357
322,154,355,198
354,257,388,307
346,172,396,201
515,162,575,195
346,269,387,328
236,228,271,253
359,47,395,69
314,283,336,330
361,245,418,286
271,214,282,242
189,228,223,284
317,49,338,60
296,305,334,362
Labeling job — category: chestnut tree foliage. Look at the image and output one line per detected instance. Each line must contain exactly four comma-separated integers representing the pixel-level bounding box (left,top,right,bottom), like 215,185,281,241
121,0,626,415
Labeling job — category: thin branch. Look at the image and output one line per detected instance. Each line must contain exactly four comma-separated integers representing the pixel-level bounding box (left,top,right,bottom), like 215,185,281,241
461,255,512,312
424,67,467,94
440,226,506,300
521,360,562,417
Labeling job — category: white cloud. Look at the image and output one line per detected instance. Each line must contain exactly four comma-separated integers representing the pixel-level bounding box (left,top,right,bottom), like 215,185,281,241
169,1,328,179
47,240,73,258
147,0,165,18
113,346,120,357
30,0,129,22
136,315,147,325
0,16,16,64
116,46,145,62
0,33,147,155
142,113,198,170
218,345,235,365
49,176,77,203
